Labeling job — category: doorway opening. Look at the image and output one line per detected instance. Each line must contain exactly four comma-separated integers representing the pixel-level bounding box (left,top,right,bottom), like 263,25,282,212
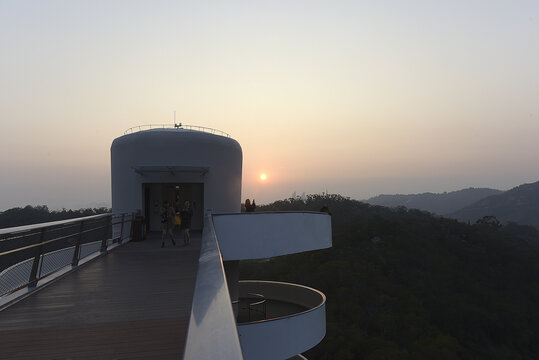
142,183,204,232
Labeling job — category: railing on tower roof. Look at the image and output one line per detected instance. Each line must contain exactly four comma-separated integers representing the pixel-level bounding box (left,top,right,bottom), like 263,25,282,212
124,124,230,137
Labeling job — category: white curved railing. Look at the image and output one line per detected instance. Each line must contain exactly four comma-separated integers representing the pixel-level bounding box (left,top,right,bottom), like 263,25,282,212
237,281,326,360
184,212,331,359
124,124,230,137
183,214,243,360
212,212,332,261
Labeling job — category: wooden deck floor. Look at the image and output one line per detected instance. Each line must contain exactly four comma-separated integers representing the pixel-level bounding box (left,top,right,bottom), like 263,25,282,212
0,231,201,360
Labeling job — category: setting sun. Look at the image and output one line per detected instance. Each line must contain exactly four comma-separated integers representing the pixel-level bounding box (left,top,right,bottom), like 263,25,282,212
260,173,267,181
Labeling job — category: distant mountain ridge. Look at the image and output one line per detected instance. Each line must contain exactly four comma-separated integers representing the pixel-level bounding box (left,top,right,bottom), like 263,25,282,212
449,181,539,229
365,187,503,215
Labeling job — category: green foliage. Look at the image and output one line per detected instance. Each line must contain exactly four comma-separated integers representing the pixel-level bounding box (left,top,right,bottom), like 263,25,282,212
242,194,539,360
475,215,502,229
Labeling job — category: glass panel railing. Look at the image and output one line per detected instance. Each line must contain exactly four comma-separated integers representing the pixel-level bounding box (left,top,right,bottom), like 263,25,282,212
0,213,134,300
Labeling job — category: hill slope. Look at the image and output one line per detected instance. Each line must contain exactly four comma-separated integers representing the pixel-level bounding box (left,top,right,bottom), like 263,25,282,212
243,195,539,360
449,181,539,229
365,188,503,215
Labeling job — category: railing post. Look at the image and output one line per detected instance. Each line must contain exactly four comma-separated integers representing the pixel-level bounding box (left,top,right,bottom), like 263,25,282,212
129,213,135,242
100,215,111,252
71,220,84,267
28,227,46,288
118,213,125,244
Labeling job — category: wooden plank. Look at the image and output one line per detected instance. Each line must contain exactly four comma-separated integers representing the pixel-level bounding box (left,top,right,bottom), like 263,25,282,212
0,232,201,359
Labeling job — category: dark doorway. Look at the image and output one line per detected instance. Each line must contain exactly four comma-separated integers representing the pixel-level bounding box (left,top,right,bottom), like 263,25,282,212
144,186,151,232
142,183,204,231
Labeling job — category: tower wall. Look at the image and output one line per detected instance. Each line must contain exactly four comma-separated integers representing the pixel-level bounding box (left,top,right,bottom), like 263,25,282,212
111,129,242,216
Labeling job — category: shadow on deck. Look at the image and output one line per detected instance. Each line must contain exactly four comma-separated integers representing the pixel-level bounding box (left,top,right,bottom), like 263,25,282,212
0,231,201,360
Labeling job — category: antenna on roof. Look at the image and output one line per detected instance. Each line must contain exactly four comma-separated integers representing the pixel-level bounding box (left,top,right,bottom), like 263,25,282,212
173,111,182,128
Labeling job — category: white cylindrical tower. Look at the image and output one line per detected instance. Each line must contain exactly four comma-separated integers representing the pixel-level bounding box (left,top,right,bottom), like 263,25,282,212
111,127,242,231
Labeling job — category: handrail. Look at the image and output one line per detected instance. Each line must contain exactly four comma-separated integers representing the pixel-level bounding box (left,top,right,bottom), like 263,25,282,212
0,218,106,242
246,292,266,307
0,213,111,236
237,280,326,325
0,212,134,298
124,124,230,137
183,213,243,359
236,292,267,322
0,224,105,257
0,217,126,253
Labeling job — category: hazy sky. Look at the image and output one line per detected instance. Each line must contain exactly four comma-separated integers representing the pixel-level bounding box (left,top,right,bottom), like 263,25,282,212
1,1,538,210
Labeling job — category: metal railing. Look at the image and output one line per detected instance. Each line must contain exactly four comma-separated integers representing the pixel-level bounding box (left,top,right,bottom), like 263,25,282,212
0,213,134,298
124,124,230,137
235,293,267,322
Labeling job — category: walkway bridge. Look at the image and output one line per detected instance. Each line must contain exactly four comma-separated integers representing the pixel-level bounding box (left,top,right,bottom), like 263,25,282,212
0,211,332,360
0,214,200,359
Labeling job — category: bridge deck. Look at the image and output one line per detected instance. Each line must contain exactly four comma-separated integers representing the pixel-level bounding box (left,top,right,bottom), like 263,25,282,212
0,231,201,360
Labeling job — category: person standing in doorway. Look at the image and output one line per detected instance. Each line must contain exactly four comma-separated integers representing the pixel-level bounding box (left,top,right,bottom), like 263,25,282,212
180,200,193,245
161,201,176,248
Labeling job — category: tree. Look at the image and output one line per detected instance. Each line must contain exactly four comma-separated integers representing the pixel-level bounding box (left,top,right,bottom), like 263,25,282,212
475,215,501,229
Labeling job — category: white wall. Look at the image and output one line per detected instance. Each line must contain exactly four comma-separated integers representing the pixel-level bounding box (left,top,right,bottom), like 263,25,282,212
111,129,242,218
238,301,326,360
212,212,332,261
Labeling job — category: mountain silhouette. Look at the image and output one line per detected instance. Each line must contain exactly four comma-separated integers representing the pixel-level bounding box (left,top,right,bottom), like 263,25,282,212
448,181,539,229
365,188,502,215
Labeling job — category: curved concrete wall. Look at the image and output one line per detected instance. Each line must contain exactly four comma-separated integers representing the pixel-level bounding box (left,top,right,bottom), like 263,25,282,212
111,129,242,215
212,212,332,261
237,281,326,360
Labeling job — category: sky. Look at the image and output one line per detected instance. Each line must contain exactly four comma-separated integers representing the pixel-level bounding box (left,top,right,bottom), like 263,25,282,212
1,0,538,210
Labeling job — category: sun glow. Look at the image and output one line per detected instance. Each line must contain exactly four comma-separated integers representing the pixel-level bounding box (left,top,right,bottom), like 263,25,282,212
260,173,267,181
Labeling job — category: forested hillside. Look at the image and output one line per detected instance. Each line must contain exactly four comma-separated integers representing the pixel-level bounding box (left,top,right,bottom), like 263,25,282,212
0,205,110,229
242,195,539,360
449,181,539,230
365,188,502,215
